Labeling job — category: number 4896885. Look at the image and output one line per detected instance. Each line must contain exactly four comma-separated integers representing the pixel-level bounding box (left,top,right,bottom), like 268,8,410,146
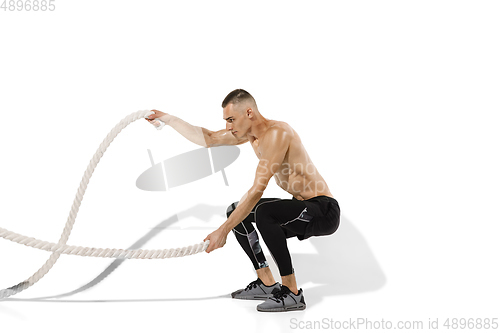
1,0,56,11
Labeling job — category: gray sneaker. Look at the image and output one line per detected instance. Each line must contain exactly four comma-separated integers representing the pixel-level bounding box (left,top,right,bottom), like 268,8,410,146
231,278,281,300
256,285,306,312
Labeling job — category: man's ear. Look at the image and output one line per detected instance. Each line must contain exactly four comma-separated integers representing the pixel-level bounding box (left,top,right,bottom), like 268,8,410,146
246,108,253,118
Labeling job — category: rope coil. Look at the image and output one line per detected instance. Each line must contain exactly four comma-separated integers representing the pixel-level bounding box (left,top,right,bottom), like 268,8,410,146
0,110,209,299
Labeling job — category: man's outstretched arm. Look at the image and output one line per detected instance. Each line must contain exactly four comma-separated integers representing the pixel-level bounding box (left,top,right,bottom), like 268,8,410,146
147,109,248,147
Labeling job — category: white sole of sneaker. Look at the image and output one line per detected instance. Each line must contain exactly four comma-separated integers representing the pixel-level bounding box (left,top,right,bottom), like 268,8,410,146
256,303,306,312
232,294,273,300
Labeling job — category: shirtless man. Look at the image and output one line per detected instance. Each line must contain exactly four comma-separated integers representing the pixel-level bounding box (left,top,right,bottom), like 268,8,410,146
147,89,340,312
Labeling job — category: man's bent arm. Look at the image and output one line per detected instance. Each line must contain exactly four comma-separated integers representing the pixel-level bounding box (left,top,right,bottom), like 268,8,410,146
219,127,292,233
203,126,292,253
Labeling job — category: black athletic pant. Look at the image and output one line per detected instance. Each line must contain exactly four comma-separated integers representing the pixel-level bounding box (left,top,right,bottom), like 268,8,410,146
227,195,340,276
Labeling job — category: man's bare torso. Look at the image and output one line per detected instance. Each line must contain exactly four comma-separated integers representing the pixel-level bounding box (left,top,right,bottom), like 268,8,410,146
247,120,333,201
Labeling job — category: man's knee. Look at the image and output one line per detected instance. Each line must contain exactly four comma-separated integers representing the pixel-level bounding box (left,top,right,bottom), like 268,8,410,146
226,201,239,218
255,203,274,229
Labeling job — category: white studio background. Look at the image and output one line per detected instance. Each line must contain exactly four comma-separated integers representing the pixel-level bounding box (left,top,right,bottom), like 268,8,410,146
1,1,499,333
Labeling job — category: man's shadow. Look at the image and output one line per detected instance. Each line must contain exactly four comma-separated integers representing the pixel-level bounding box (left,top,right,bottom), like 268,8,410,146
290,216,386,308
4,208,385,305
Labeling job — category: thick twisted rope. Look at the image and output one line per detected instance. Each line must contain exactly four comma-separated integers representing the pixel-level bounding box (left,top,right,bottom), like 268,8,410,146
0,110,208,299
0,227,208,259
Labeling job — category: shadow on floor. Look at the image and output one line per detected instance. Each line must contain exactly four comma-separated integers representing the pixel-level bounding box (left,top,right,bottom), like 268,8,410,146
2,203,226,303
3,208,385,305
292,216,386,309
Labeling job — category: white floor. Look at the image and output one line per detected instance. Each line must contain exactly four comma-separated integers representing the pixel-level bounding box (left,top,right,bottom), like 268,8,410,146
1,207,388,333
1,204,498,333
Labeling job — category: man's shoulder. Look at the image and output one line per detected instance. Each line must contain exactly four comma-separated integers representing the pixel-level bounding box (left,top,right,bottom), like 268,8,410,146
259,122,295,152
267,121,295,137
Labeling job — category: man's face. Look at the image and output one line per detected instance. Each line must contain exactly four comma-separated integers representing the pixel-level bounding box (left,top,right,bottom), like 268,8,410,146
223,103,250,138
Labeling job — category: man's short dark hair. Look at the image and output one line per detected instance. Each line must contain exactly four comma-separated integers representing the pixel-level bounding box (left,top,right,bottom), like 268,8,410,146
221,89,256,108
